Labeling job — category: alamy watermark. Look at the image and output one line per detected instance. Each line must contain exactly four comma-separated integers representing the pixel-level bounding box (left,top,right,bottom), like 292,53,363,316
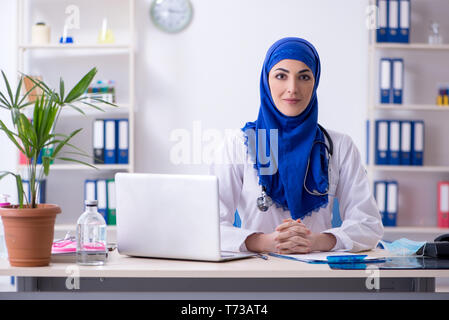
169,121,279,175
65,5,80,30
65,265,80,290
365,265,380,290
365,4,380,30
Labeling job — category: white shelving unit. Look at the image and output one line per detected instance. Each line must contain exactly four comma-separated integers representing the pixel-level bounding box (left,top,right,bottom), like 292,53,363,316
18,164,131,171
18,44,132,50
367,0,449,240
373,104,449,111
15,0,135,237
369,165,449,173
374,43,449,50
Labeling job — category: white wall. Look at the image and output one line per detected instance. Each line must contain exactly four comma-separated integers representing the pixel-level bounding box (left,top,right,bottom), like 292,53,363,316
2,0,449,233
0,0,369,216
0,0,17,202
135,0,369,174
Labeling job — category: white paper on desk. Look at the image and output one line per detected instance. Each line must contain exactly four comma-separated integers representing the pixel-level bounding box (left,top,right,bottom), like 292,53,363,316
285,251,380,262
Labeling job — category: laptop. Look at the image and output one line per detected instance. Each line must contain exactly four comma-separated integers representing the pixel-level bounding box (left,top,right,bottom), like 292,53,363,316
115,173,256,261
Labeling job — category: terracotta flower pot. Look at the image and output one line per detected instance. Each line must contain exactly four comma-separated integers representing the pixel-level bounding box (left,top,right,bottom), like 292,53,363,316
0,204,61,267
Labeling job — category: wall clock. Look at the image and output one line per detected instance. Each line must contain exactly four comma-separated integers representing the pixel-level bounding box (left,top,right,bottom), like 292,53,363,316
150,0,193,33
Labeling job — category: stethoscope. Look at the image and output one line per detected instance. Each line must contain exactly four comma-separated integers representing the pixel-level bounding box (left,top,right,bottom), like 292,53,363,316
257,124,334,212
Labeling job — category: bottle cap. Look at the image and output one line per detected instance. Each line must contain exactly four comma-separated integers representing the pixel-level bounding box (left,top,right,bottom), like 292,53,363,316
85,200,98,207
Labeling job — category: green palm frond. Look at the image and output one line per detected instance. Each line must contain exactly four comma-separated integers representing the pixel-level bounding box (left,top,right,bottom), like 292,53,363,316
0,67,119,208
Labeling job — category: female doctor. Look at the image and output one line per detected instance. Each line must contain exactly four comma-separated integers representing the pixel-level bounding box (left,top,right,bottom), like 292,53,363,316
209,37,383,254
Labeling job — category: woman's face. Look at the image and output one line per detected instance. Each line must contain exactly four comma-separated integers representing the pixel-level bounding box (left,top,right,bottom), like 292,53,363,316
268,59,315,117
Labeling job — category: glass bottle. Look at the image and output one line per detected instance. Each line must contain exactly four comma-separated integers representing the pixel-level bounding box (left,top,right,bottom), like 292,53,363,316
76,200,107,265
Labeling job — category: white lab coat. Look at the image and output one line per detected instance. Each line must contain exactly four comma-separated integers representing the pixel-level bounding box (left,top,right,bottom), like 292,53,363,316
209,128,384,253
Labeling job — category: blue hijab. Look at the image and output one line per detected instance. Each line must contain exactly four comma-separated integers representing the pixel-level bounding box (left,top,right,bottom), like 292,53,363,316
242,37,329,220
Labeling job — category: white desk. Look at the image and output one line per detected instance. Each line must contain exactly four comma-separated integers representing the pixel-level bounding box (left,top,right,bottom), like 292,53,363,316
1,250,449,299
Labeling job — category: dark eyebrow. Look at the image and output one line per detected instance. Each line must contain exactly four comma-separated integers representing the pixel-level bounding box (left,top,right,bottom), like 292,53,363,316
273,68,311,74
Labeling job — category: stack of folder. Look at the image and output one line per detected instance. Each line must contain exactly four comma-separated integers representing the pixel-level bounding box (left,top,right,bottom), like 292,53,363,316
84,80,116,104
374,119,424,166
93,118,129,164
374,180,398,227
380,58,404,104
84,179,116,225
376,0,410,43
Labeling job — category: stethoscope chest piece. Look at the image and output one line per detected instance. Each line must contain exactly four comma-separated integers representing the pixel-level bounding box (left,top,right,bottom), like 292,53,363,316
257,186,273,212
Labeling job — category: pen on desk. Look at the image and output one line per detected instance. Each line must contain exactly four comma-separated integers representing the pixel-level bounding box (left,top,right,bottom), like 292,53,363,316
256,253,269,260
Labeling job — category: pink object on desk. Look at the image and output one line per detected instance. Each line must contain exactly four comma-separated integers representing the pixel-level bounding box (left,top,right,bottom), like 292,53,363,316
52,238,106,254
80,242,106,251
0,194,11,208
52,239,76,254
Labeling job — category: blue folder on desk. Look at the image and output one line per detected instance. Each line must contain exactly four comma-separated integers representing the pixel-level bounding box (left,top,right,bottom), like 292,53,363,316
329,256,449,270
268,253,386,265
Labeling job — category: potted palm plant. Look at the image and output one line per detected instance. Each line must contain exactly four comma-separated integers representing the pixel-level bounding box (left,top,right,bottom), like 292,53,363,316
0,68,115,267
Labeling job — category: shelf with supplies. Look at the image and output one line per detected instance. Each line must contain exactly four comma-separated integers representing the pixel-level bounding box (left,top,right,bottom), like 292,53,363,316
17,164,130,171
383,226,448,242
18,43,132,51
368,165,449,173
21,102,132,117
367,0,449,232
384,226,448,234
59,102,131,116
372,43,449,51
16,0,135,225
55,224,116,232
372,104,449,111
18,44,133,58
54,224,117,242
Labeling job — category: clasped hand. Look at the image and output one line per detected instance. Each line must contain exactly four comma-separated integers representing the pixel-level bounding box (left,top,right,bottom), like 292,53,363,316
245,218,337,253
272,218,313,254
